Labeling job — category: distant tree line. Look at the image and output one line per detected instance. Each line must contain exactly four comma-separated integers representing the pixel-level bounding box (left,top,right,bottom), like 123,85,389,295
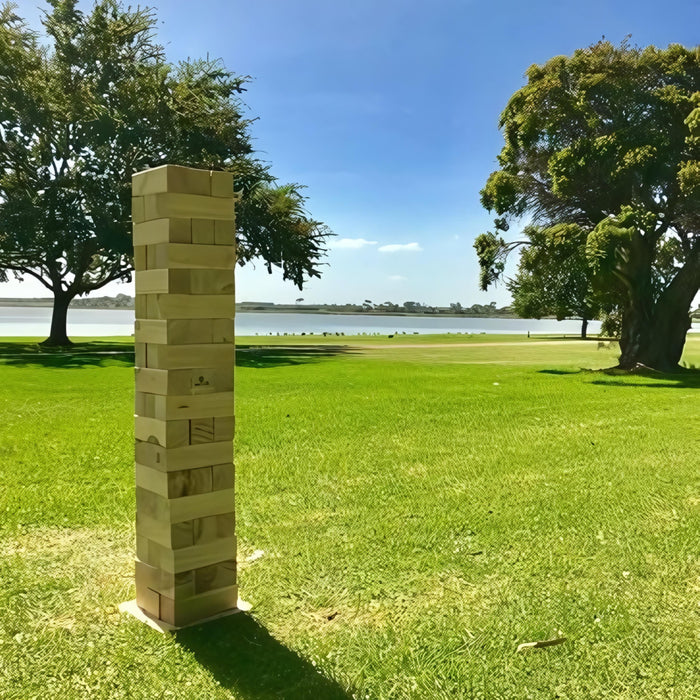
239,300,516,316
12,293,700,321
71,293,134,309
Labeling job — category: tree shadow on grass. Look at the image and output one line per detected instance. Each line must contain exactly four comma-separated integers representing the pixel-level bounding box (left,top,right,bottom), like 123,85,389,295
0,340,134,368
538,367,700,388
588,374,700,389
176,612,351,700
0,342,358,370
236,344,359,369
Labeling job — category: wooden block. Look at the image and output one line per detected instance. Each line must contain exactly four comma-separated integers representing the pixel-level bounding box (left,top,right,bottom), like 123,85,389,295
136,487,169,522
132,165,212,197
146,245,158,269
135,269,170,294
135,582,160,618
148,392,233,421
136,367,233,395
139,344,228,371
139,465,213,502
215,513,236,538
148,537,237,573
159,585,238,627
135,391,157,417
134,245,147,271
142,193,234,222
181,367,234,394
185,269,234,295
212,463,234,490
168,466,213,498
136,535,163,568
148,243,235,270
133,218,191,245
158,595,176,626
138,509,223,550
166,319,232,344
135,320,169,345
214,219,235,245
141,294,235,320
191,513,236,545
135,342,146,368
136,504,236,552
210,171,234,198
134,417,189,448
136,535,149,561
135,269,235,296
135,535,157,568
135,463,169,495
135,367,170,395
136,510,170,547
169,488,235,523
137,512,201,550
171,521,194,549
135,319,234,346
136,559,195,599
132,196,145,223
136,486,234,527
135,295,147,318
190,418,214,444
214,416,235,441
137,465,214,500
192,219,215,244
135,441,233,473
140,344,234,370
192,515,219,545
195,560,236,594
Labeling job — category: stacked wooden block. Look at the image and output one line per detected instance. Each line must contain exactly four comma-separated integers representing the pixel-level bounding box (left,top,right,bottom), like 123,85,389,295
132,164,237,628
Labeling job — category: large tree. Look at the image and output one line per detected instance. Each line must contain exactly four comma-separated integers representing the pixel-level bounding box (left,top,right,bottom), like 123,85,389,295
0,1,330,345
475,41,700,371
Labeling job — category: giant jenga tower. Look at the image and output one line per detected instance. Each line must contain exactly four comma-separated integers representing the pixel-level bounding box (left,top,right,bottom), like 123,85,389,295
130,164,237,629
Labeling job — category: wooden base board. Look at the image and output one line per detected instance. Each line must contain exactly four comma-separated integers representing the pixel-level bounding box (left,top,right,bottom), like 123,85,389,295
119,598,252,633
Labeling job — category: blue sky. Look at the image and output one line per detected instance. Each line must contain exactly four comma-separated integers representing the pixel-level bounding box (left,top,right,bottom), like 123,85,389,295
5,0,699,306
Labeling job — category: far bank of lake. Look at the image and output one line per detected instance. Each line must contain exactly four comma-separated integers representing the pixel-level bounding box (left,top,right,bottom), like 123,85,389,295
0,306,606,337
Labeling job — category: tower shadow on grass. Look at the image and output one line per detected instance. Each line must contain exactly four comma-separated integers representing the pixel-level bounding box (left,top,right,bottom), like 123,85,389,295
236,344,359,369
175,613,351,699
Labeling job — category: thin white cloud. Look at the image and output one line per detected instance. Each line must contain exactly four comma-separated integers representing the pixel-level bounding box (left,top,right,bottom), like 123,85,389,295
388,275,407,281
331,237,378,249
378,242,423,253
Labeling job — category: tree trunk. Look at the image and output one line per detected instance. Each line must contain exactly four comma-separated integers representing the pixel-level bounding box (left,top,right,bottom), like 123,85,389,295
617,250,699,372
41,292,74,346
637,305,691,372
618,300,653,369
580,314,588,340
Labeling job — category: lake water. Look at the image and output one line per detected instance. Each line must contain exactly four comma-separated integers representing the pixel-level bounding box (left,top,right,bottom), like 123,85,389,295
0,306,607,337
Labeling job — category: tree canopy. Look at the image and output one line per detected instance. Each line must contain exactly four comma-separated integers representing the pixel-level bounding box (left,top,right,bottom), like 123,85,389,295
0,0,331,344
475,40,700,371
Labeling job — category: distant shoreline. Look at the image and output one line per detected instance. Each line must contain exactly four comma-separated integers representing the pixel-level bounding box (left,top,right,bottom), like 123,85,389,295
1,298,697,324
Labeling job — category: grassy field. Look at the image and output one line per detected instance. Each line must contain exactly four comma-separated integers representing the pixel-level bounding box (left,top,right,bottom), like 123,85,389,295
0,334,698,699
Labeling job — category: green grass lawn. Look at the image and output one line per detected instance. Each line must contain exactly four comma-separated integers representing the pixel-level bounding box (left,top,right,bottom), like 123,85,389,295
0,335,698,698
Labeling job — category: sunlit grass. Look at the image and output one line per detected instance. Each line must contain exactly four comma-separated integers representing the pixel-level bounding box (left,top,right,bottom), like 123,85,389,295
0,335,698,698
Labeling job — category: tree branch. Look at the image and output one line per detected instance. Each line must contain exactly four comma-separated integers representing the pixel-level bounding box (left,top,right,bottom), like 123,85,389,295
3,265,55,291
